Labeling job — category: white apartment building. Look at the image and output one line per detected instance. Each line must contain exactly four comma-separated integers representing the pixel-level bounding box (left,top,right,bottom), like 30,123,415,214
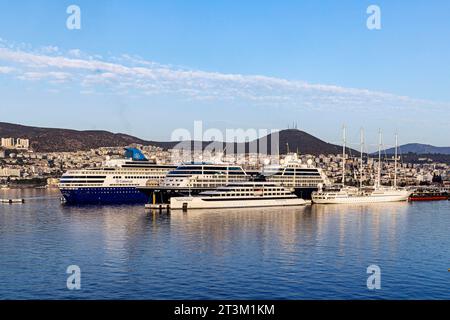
1,137,15,148
0,167,21,177
16,138,30,149
0,137,30,149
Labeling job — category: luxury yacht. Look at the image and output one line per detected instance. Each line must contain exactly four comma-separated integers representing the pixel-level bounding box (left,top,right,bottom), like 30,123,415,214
312,128,411,204
312,185,411,204
170,181,307,209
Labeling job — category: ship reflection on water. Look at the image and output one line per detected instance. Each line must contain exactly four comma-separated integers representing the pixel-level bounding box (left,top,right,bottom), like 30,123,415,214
0,189,449,299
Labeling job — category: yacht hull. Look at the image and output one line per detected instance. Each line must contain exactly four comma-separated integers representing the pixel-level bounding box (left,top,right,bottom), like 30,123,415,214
170,197,307,209
312,192,411,204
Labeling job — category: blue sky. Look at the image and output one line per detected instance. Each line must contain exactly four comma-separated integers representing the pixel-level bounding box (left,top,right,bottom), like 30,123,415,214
0,0,449,149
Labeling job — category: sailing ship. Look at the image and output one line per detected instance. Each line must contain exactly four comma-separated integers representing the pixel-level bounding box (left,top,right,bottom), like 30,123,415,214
312,127,411,204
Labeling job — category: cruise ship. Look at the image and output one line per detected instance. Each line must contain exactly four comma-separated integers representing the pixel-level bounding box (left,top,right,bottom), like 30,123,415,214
261,153,331,199
170,182,307,210
59,148,177,204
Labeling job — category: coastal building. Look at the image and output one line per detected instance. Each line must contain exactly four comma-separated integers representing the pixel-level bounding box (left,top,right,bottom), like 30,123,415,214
16,138,30,149
1,138,15,148
0,167,21,177
0,137,30,150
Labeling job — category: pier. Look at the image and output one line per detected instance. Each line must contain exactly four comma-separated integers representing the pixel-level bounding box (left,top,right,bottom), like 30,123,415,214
1,198,25,204
144,203,170,211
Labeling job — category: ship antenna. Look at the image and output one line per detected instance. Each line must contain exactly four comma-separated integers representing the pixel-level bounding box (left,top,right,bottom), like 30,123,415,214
394,132,398,188
377,129,382,189
360,127,364,189
342,125,346,187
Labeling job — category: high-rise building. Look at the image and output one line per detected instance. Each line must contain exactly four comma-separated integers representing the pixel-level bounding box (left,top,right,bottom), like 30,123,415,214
16,138,30,149
1,138,15,148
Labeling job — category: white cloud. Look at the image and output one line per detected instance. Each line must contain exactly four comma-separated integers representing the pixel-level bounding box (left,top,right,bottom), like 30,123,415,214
40,45,59,54
0,42,447,112
17,71,71,82
0,66,14,73
68,49,82,57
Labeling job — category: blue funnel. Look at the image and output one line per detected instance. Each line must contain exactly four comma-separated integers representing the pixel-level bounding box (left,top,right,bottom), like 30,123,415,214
124,148,148,161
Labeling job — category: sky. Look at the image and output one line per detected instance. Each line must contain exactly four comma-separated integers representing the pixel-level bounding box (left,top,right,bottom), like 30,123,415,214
0,0,449,151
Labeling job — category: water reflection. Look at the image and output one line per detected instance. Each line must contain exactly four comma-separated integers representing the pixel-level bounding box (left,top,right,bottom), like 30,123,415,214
1,189,449,299
169,206,308,259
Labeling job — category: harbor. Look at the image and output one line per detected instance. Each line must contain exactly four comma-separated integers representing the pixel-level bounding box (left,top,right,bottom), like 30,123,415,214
52,136,449,210
1,0,450,307
1,188,449,299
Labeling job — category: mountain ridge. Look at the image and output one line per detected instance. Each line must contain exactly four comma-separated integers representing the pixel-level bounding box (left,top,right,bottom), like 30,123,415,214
381,143,450,155
0,121,358,155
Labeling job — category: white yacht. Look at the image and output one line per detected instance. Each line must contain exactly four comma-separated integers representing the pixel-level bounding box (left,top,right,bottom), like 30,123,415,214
170,182,307,210
312,128,411,204
312,185,411,204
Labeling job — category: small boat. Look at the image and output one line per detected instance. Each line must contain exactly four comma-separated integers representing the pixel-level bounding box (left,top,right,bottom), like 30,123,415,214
1,198,25,204
170,182,307,210
409,187,449,201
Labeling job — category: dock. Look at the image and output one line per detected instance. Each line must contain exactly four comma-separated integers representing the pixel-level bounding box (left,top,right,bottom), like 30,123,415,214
144,203,170,211
1,198,25,204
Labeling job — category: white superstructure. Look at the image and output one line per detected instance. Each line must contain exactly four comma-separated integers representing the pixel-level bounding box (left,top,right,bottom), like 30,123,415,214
59,158,175,189
170,182,307,209
161,162,249,189
262,153,331,189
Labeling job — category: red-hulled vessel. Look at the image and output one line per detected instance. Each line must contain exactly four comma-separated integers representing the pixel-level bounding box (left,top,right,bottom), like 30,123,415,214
409,187,449,201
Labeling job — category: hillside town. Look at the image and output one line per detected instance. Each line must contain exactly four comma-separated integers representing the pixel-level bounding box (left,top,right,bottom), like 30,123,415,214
1,137,449,188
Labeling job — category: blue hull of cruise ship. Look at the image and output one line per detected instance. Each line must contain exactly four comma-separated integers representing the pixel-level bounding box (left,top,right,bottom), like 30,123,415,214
60,187,149,204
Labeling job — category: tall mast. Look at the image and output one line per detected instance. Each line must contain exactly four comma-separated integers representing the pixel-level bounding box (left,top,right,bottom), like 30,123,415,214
360,128,364,189
342,125,346,186
394,133,398,188
377,129,382,189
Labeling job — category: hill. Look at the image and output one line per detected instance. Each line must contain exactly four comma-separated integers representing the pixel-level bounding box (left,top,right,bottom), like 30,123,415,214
382,143,450,155
0,122,154,152
0,122,355,155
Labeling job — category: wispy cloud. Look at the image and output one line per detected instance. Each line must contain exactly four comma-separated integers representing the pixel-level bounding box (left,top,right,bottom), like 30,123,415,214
0,66,15,73
17,71,71,83
0,41,447,111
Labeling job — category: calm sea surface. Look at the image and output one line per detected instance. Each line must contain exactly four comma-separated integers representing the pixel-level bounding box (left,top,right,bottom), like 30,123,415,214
0,188,449,299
